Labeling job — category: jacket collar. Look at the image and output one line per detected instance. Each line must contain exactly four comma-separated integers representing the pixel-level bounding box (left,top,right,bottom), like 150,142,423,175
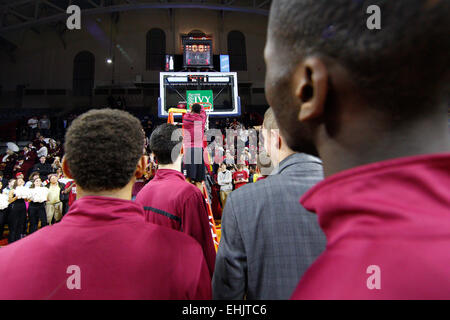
272,153,322,175
300,153,450,244
62,196,145,225
153,169,186,181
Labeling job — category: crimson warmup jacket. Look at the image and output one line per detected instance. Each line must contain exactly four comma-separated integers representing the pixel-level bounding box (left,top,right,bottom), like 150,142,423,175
136,169,216,277
182,108,207,148
291,154,450,300
0,196,211,300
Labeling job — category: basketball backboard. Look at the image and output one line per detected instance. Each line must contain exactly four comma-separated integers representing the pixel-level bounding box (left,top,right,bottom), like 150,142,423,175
158,72,241,118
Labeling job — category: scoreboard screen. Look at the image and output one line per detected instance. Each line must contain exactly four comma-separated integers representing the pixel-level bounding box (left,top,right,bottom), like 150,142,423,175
182,36,213,68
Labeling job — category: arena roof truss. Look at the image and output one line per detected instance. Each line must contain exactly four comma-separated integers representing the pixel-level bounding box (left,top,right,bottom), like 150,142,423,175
0,0,271,35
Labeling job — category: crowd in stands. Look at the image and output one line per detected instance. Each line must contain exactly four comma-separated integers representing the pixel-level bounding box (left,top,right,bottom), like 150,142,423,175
0,131,76,244
0,109,265,245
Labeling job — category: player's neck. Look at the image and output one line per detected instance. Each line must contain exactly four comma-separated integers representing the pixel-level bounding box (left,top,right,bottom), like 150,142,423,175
318,110,450,177
158,156,182,173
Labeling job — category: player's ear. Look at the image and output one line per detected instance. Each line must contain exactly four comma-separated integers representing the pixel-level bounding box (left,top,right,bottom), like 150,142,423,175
293,56,328,122
270,128,281,150
62,157,74,179
135,155,148,179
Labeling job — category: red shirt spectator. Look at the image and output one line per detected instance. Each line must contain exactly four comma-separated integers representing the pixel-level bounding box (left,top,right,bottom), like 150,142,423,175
233,167,249,190
64,181,77,206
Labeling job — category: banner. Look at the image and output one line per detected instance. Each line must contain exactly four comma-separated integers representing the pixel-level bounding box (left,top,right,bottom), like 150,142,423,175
186,90,214,111
220,54,230,72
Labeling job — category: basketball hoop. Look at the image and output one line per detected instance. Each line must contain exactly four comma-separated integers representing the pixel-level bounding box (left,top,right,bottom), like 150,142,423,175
189,102,213,111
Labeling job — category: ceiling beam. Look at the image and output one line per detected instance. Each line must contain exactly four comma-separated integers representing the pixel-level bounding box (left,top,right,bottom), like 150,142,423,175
0,1,269,34
42,0,66,13
85,0,100,8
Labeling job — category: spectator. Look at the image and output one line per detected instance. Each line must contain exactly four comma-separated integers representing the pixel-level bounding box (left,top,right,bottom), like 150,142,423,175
27,116,39,140
0,181,8,240
28,177,48,234
266,0,450,299
1,147,18,180
37,142,48,159
12,159,25,178
20,146,36,178
224,150,234,166
232,164,248,190
143,119,154,137
63,180,77,214
247,165,256,184
25,172,40,188
51,157,62,172
32,132,42,148
55,168,63,179
15,172,24,181
38,115,51,137
213,107,326,299
136,123,216,278
217,163,232,208
0,172,7,190
0,109,211,299
7,178,28,243
45,174,64,225
32,156,53,180
27,143,35,152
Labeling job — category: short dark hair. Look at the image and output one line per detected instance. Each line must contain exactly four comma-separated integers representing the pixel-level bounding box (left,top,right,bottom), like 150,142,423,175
192,103,202,114
64,109,144,192
149,124,182,165
269,0,450,117
263,107,278,130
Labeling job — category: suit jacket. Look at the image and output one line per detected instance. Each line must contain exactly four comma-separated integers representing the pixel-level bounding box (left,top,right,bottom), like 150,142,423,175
212,153,326,300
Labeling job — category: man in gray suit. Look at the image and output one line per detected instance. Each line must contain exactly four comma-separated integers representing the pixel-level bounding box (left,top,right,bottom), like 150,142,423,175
212,107,326,300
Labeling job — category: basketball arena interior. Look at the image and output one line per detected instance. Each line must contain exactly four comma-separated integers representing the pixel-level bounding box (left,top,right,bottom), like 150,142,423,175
0,0,449,304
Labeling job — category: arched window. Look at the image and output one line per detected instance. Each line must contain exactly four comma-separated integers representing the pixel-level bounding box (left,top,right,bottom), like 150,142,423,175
146,28,166,70
227,31,247,71
73,51,95,96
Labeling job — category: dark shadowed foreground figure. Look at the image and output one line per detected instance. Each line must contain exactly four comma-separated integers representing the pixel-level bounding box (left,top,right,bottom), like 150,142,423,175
265,0,450,299
0,109,211,300
213,108,326,300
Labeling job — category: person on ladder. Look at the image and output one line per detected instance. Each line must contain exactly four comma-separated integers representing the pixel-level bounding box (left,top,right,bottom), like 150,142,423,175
182,103,207,191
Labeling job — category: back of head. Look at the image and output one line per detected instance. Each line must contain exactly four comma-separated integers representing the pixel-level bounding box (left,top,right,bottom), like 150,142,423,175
64,109,144,192
268,0,450,118
191,104,202,114
263,107,278,131
149,124,182,165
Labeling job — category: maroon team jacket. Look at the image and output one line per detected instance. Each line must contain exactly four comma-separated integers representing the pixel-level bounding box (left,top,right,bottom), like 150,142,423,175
0,196,211,300
136,169,216,277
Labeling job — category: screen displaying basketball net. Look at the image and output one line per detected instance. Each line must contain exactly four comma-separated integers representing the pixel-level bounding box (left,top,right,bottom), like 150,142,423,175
158,72,241,118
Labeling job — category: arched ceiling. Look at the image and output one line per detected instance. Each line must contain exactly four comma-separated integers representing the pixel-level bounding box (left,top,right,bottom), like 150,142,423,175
0,0,271,34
